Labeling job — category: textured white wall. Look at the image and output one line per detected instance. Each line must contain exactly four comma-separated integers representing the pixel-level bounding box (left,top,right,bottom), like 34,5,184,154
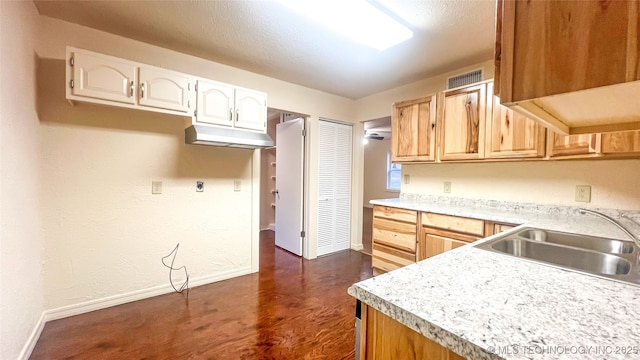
0,2,45,359
363,139,397,206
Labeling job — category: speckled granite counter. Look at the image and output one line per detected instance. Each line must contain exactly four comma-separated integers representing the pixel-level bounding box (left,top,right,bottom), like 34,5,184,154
349,196,640,359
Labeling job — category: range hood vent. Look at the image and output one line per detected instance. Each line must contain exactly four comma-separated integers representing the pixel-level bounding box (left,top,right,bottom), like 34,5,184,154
185,125,274,149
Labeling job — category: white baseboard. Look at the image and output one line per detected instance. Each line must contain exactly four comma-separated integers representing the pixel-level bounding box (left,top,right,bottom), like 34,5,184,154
18,312,45,360
351,244,364,251
43,266,253,322
260,223,276,232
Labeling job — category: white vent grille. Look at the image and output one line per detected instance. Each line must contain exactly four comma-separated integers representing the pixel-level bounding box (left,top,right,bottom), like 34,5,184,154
447,69,483,89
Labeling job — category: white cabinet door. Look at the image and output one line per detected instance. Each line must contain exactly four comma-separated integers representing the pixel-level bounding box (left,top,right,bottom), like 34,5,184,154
234,88,266,131
138,66,191,113
195,80,234,126
72,51,136,104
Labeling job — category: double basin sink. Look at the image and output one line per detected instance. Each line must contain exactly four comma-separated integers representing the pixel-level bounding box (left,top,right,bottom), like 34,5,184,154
475,228,640,286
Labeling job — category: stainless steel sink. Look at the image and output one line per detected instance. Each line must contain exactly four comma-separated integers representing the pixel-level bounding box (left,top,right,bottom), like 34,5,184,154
475,228,640,286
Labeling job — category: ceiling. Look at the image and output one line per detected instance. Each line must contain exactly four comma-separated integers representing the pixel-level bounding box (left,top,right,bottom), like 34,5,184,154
34,0,497,99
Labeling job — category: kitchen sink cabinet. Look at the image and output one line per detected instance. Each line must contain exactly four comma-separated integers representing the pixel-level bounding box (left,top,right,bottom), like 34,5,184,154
438,82,488,161
391,95,437,162
418,213,484,261
371,206,417,275
495,0,640,134
360,304,464,360
486,83,546,159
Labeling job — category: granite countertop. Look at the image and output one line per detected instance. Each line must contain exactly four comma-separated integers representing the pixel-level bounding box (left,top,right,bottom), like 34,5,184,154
349,195,640,359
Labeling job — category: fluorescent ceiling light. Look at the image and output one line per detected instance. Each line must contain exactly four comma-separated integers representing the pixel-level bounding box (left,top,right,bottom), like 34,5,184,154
278,0,413,51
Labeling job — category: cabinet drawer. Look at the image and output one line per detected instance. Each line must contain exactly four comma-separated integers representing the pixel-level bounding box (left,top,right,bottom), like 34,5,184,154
372,243,415,273
373,206,417,224
372,217,417,253
494,223,516,234
421,213,484,237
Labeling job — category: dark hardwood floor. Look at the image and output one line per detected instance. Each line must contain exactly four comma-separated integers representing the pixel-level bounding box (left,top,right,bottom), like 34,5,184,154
30,231,373,359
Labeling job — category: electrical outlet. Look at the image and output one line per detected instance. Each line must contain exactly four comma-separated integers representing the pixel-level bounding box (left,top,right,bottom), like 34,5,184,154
196,181,204,192
575,185,591,203
234,180,241,192
152,181,162,194
403,174,410,184
443,181,451,194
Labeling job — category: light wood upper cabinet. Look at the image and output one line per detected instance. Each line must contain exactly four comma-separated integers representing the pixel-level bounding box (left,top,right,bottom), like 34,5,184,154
496,0,640,134
195,79,235,126
234,88,267,131
138,66,191,113
547,133,599,158
438,82,487,161
601,131,640,155
70,50,137,105
391,95,437,162
486,84,546,159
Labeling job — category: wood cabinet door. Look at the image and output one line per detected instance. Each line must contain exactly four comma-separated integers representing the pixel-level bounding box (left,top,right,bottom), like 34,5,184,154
547,132,600,158
439,83,487,161
234,88,267,131
195,79,235,127
420,233,468,260
391,95,437,162
601,131,640,155
138,66,191,113
486,83,546,159
71,51,137,104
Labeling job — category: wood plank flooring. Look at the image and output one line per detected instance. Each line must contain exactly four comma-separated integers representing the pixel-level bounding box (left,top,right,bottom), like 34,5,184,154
30,231,373,359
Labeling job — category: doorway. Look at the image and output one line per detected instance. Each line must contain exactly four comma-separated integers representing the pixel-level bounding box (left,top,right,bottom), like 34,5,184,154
260,109,308,257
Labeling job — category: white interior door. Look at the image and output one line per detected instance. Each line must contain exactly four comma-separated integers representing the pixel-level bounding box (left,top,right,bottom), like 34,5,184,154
275,118,304,256
317,120,352,256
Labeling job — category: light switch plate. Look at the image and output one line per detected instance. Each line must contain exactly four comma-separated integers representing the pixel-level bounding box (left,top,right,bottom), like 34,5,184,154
403,174,410,184
152,181,162,194
443,182,451,194
575,185,591,202
234,180,241,192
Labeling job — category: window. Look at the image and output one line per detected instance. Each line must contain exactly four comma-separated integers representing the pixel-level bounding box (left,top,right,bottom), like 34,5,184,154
386,151,401,191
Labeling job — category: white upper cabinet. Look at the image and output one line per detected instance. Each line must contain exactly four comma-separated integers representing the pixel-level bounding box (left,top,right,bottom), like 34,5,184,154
195,79,235,126
71,51,136,105
138,66,191,113
194,80,267,132
234,89,267,131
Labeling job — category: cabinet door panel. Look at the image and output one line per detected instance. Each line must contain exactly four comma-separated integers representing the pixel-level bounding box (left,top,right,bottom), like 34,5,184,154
601,131,640,154
487,91,545,159
391,96,436,162
235,89,267,131
439,83,486,161
196,80,234,126
421,213,484,237
548,132,599,157
72,51,136,104
422,234,468,260
139,66,191,112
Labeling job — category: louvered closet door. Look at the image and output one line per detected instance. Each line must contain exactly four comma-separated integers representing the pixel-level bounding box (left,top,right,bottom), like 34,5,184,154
317,120,352,256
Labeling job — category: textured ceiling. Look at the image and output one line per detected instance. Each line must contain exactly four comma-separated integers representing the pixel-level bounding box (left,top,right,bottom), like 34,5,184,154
34,0,496,99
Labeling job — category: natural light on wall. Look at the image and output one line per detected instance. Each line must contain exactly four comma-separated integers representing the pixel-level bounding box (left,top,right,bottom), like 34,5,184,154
278,0,413,51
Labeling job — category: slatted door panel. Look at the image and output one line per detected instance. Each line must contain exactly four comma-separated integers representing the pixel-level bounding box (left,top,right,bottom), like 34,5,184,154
317,120,352,256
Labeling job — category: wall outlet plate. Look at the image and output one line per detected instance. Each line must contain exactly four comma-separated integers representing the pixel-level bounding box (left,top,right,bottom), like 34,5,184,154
152,181,162,195
196,181,204,192
403,174,410,184
575,185,591,202
443,181,451,193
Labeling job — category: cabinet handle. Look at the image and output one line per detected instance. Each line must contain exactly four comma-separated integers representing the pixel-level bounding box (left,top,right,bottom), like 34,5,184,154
236,109,240,121
229,108,233,121
129,81,134,97
140,83,145,98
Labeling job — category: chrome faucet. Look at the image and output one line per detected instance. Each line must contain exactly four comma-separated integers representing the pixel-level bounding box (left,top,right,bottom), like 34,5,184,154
579,208,640,247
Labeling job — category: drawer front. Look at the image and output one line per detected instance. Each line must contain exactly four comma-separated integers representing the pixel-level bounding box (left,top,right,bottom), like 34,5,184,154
373,206,417,224
421,212,484,237
372,217,417,253
372,243,415,273
494,223,516,234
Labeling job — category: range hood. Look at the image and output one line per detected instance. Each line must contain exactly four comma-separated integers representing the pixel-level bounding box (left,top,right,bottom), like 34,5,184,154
185,125,274,149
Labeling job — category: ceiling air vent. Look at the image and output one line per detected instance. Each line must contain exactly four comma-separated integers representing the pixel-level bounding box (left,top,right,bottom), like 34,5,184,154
447,69,483,89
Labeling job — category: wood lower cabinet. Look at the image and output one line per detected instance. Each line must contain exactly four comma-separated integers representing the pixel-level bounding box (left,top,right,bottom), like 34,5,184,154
371,206,417,274
391,95,437,162
360,305,464,360
438,82,488,161
418,213,484,261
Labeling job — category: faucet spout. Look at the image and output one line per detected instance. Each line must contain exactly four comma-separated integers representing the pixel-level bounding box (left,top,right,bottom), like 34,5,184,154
579,208,640,247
